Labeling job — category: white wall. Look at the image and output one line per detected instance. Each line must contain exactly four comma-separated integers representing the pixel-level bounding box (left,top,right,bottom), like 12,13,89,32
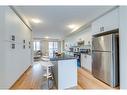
64,26,92,50
0,7,32,89
0,7,6,88
119,6,127,89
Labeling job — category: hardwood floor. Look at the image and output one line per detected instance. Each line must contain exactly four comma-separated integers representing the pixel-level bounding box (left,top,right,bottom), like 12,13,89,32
11,63,47,89
11,63,117,90
78,68,114,89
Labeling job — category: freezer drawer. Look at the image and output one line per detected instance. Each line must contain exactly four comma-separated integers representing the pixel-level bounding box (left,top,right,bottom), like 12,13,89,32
92,51,112,86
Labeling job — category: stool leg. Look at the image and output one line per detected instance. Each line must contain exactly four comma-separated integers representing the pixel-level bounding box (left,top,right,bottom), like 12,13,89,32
47,66,50,89
47,66,49,79
48,78,49,89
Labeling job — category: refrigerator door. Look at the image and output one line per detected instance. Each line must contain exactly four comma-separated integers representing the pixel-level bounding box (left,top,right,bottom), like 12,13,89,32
92,34,113,52
92,51,112,86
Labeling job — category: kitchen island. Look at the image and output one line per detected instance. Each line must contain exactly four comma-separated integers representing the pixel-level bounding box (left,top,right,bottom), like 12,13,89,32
50,55,77,89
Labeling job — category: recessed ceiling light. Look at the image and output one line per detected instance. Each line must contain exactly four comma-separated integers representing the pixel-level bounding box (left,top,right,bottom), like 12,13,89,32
45,36,49,39
67,24,77,29
67,24,80,33
31,18,42,23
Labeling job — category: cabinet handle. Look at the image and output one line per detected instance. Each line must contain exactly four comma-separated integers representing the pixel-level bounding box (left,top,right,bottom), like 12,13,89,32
100,27,104,32
102,27,104,31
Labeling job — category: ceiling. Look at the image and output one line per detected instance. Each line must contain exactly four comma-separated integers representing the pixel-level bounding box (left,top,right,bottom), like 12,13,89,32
16,6,114,39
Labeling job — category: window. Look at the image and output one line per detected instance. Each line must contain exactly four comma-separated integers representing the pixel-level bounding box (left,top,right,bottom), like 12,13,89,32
33,41,41,51
49,42,58,57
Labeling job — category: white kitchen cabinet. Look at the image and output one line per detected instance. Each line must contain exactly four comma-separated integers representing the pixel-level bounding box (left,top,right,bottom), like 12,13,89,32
81,53,92,72
92,17,103,35
92,8,119,35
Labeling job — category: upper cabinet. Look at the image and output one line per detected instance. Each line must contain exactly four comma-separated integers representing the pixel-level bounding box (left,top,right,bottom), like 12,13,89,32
92,8,119,35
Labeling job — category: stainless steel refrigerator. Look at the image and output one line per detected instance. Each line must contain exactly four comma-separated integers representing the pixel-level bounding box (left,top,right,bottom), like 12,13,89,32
92,33,119,87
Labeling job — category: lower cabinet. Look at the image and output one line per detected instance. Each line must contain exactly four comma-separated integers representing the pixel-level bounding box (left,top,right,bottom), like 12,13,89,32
81,53,92,72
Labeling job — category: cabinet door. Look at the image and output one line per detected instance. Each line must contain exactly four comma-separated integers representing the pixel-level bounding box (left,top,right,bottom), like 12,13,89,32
101,8,119,32
85,55,92,72
81,54,85,68
92,8,119,35
92,18,102,35
81,54,84,67
81,54,87,68
81,54,92,72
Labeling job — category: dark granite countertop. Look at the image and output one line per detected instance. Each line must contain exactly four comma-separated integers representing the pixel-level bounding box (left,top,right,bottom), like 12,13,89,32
50,55,77,61
80,52,92,55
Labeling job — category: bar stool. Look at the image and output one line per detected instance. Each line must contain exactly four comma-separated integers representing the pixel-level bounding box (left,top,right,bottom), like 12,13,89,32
41,57,50,62
41,56,50,71
40,61,54,89
42,55,49,58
